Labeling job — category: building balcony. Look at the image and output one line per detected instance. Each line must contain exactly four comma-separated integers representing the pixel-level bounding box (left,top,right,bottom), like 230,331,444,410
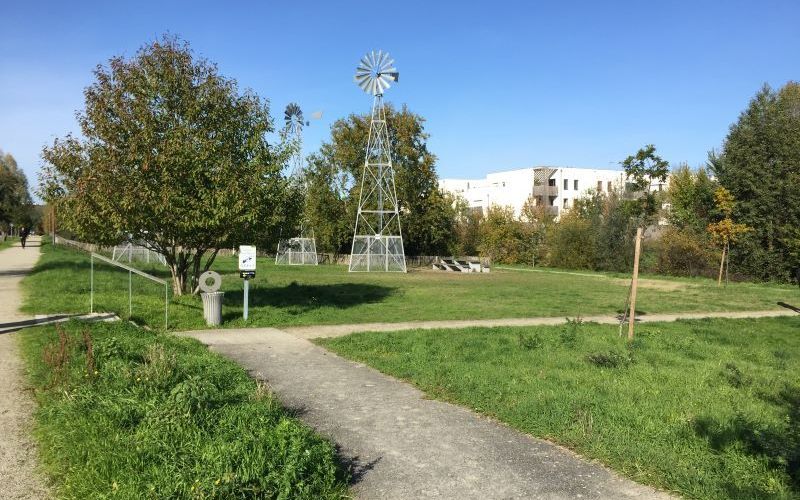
532,184,558,196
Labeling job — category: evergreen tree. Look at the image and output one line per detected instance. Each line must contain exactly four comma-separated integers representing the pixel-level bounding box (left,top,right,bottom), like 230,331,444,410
715,83,800,281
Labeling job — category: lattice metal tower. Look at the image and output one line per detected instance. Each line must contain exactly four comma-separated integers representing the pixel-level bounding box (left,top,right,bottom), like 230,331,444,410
349,50,406,272
275,103,318,265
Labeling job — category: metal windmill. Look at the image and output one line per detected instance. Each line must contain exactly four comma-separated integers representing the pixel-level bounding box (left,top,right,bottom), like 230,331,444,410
275,102,318,265
284,103,308,177
349,50,406,272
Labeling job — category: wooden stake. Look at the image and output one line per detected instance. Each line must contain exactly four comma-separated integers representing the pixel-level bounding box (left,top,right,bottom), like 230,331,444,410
717,242,726,286
628,226,643,341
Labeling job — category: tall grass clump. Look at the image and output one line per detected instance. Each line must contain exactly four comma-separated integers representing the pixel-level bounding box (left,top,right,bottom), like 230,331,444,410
20,321,347,499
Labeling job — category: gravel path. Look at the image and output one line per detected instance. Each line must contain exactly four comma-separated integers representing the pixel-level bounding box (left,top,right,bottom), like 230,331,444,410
0,237,51,499
282,308,798,339
182,328,673,499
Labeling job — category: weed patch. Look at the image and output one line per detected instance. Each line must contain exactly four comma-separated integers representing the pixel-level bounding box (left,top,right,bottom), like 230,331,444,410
585,350,633,369
517,332,543,350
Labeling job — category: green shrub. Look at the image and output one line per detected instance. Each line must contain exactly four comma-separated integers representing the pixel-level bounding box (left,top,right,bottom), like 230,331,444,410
653,227,716,277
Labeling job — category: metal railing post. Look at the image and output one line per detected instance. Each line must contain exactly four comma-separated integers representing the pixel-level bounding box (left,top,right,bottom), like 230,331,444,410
88,252,169,330
164,283,169,330
90,255,94,314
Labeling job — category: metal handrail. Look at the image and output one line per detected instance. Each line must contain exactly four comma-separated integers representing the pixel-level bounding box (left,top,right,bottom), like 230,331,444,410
90,252,169,330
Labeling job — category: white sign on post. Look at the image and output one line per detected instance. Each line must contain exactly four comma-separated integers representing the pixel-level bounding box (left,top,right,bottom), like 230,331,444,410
238,245,257,321
238,245,257,272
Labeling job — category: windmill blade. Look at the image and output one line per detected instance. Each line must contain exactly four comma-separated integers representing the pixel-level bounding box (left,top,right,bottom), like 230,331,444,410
375,76,386,93
386,71,399,82
360,54,372,68
380,76,392,94
380,59,395,73
358,78,372,92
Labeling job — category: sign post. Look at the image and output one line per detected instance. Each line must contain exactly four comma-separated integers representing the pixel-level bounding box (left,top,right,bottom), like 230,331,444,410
238,245,257,321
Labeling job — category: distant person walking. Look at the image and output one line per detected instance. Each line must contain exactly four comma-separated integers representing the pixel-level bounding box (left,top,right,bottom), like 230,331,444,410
20,227,30,249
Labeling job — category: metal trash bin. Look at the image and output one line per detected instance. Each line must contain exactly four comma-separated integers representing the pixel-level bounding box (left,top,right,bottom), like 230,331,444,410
201,292,224,326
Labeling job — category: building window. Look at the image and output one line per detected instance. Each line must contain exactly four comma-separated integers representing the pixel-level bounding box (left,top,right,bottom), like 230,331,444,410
502,181,506,187
597,180,603,192
548,196,557,206
607,181,612,192
564,179,569,190
467,182,470,189
563,198,569,208
574,180,579,191
548,178,556,187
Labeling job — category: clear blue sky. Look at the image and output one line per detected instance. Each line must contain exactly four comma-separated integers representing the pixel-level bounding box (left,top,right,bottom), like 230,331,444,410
1,0,798,198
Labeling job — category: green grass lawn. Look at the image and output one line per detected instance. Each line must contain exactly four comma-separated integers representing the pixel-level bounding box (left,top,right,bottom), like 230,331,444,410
0,236,20,250
18,321,348,499
21,241,799,331
318,317,800,499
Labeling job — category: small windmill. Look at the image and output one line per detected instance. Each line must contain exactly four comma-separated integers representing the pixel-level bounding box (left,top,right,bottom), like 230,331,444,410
275,102,318,265
348,50,406,272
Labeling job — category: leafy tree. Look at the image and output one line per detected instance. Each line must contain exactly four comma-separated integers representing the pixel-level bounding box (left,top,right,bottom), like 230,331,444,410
40,36,291,294
547,209,597,269
707,187,751,285
714,82,800,281
620,144,670,224
478,205,526,264
667,163,717,231
655,226,716,277
302,154,352,257
557,187,635,271
307,104,453,256
451,196,483,257
520,195,556,266
0,150,34,232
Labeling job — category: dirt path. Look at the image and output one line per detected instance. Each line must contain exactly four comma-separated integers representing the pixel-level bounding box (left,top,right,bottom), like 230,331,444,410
0,237,51,499
282,309,797,339
182,328,672,499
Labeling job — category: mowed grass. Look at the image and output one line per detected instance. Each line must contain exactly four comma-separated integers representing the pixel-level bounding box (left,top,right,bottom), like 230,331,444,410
21,241,799,331
18,320,348,499
318,317,800,499
0,236,20,251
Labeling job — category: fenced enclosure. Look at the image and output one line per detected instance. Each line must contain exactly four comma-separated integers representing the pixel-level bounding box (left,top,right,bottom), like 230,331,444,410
349,235,407,272
275,237,318,265
112,242,167,265
90,252,169,330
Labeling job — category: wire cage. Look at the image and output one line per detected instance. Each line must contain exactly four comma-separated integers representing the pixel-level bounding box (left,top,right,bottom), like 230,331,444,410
275,237,319,265
349,235,406,272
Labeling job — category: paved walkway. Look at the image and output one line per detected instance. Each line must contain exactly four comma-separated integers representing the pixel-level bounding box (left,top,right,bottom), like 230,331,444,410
0,237,50,499
183,328,672,499
283,309,798,339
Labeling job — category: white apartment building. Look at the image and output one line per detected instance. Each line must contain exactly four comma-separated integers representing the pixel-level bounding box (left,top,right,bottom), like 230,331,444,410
440,166,652,218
